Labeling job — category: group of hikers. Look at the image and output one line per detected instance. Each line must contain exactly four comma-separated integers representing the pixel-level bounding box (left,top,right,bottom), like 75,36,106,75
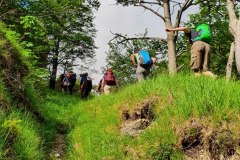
129,23,215,82
59,68,118,98
55,23,215,98
60,71,92,99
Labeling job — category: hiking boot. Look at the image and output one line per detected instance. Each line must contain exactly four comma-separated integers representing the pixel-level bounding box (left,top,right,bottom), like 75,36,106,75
202,71,217,78
194,72,201,77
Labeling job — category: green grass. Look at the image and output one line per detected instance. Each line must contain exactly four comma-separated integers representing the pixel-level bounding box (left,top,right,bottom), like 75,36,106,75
0,74,44,159
1,72,240,159
28,73,239,159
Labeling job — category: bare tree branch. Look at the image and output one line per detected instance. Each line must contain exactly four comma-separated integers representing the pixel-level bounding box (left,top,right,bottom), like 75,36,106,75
0,0,3,8
135,3,165,21
174,0,194,29
171,3,181,15
140,0,161,5
109,32,167,45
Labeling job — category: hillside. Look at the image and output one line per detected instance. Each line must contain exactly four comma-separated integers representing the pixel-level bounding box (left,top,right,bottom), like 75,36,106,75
33,74,240,159
0,25,239,159
59,74,240,159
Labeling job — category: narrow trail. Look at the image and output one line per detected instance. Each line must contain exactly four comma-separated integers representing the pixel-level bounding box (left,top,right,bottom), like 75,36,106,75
48,133,67,159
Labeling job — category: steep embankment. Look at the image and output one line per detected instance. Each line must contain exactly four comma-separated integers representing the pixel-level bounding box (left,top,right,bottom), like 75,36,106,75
38,74,240,159
0,22,45,159
0,21,77,159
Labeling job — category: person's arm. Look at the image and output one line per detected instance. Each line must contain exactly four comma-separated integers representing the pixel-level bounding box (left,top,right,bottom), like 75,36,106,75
151,57,157,64
81,82,85,89
130,54,137,68
62,77,66,84
165,27,190,33
101,79,105,90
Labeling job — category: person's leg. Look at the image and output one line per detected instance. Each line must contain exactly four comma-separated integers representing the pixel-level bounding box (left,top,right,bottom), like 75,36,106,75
136,65,146,82
143,68,150,79
190,41,204,74
68,85,73,94
104,85,110,94
64,86,68,92
202,42,211,72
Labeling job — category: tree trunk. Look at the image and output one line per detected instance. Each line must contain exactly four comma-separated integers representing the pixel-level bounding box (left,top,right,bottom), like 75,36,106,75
226,0,240,76
51,38,60,80
163,1,177,74
226,42,235,81
51,56,58,80
235,20,240,74
167,35,177,74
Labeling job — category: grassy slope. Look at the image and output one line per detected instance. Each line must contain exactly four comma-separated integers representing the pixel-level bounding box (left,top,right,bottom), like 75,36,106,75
0,76,44,159
41,73,240,159
0,22,44,159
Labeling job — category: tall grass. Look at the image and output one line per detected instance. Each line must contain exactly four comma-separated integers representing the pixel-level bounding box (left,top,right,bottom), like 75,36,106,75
0,75,44,159
62,73,240,159
10,73,240,159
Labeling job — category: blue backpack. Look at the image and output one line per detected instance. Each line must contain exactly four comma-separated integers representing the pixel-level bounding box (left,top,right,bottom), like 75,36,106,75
139,50,152,68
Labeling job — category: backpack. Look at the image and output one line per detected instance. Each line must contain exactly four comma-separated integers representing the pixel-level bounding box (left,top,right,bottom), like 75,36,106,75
104,71,116,86
63,77,70,86
194,24,212,43
72,73,77,81
138,50,152,68
86,76,92,90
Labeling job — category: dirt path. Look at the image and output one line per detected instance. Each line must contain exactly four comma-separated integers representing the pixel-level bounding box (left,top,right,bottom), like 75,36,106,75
48,133,67,159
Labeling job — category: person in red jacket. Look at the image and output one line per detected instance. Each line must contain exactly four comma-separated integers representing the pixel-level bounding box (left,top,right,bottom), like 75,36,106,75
101,68,118,94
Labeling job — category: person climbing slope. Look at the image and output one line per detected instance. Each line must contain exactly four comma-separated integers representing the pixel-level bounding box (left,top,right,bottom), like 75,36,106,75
101,68,117,95
166,24,215,77
130,47,156,81
80,72,92,99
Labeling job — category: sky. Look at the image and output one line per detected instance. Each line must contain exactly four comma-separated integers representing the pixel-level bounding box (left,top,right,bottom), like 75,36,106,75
91,0,196,84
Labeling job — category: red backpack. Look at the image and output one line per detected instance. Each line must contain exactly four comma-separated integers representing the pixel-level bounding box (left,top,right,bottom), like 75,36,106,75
104,71,116,85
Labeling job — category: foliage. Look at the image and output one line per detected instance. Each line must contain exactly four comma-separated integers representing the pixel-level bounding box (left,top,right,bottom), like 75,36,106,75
0,0,100,79
26,0,100,77
19,15,48,68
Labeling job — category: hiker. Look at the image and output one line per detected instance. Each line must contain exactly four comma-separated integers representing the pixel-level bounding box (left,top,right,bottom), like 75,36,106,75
95,78,103,94
166,24,215,77
101,68,118,95
62,73,71,93
68,71,77,94
80,73,92,99
130,47,156,81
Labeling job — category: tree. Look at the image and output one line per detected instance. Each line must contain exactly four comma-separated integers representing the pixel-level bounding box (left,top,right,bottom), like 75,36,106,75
0,0,48,68
115,0,201,74
226,0,240,80
27,0,99,82
1,0,100,81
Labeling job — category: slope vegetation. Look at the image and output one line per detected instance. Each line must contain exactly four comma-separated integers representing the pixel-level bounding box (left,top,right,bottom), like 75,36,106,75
39,74,240,159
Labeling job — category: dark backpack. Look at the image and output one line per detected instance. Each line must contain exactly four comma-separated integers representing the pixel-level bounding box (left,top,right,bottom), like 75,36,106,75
139,50,152,68
72,73,77,81
86,76,92,91
104,71,116,85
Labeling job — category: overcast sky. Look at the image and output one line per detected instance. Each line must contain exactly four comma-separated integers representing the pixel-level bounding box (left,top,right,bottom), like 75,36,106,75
91,0,196,84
